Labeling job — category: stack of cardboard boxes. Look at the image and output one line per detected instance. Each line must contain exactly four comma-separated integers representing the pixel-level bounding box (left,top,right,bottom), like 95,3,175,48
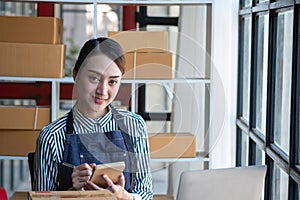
109,31,196,158
0,106,50,156
0,16,64,156
0,16,65,78
108,31,173,79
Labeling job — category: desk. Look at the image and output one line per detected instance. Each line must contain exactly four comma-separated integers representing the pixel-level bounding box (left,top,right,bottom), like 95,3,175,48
10,191,116,200
10,192,28,200
10,192,174,200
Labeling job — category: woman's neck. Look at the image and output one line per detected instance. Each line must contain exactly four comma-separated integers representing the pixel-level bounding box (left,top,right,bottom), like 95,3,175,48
75,104,109,119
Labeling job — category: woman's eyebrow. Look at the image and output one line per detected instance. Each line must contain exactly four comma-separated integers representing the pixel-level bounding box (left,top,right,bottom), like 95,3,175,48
87,70,121,78
109,75,121,79
88,69,102,75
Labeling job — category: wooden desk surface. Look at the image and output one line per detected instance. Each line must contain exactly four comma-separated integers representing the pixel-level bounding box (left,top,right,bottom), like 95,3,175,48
10,192,28,200
10,192,174,200
10,191,117,200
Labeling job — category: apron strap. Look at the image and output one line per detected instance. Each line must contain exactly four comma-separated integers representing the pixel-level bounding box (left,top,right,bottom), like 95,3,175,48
110,105,138,191
66,110,74,135
110,106,134,151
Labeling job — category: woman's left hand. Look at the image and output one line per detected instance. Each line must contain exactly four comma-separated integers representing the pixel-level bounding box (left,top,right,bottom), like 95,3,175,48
85,174,133,200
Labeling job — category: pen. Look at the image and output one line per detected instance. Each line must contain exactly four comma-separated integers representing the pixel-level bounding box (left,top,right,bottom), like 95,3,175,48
62,162,75,169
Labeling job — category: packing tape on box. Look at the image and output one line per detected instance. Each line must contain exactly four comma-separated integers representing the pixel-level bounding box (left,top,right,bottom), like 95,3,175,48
133,52,137,78
34,107,38,130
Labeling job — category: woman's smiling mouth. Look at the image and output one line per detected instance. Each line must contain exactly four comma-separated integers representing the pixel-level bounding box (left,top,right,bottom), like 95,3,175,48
94,96,106,104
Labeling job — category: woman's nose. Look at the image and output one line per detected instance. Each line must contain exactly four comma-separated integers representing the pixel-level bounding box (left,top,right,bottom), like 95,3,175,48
96,81,108,95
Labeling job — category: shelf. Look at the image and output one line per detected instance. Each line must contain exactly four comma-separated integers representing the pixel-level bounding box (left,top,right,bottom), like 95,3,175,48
121,78,210,84
0,76,209,120
0,76,64,83
0,155,27,161
0,0,214,174
0,155,209,162
0,1,214,197
151,156,209,163
2,0,213,5
151,152,209,163
0,76,210,84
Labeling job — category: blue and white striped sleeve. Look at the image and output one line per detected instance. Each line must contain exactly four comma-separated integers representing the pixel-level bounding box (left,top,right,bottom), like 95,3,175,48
128,115,153,200
33,120,65,191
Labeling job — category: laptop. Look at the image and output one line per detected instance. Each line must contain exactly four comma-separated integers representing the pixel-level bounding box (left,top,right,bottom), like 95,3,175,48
176,165,267,200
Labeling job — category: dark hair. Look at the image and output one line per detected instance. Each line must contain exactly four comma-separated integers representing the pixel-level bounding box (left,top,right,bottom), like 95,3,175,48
74,37,125,74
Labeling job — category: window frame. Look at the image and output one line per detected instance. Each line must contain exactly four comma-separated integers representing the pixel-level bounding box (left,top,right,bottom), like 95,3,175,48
237,0,300,199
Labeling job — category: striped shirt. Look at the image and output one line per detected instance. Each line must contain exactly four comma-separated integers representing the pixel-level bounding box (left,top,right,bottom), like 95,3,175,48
33,106,153,200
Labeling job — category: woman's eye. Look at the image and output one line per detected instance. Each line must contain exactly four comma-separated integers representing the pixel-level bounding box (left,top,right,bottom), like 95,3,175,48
89,76,99,83
109,80,118,85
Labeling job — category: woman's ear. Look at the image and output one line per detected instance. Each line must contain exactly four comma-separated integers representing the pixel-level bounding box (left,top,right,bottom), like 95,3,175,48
72,68,77,81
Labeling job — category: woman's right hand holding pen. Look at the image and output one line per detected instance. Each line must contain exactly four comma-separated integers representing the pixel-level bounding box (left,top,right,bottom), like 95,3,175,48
71,163,96,190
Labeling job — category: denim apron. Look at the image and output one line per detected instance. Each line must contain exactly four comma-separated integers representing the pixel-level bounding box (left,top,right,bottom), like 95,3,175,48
57,106,137,192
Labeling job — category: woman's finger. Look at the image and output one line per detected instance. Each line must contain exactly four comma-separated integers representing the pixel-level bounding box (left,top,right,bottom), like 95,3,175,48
71,163,94,190
117,174,125,188
89,163,96,169
85,180,106,190
102,174,115,191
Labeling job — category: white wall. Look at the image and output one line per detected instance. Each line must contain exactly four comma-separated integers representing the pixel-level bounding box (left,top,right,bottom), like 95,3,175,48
210,0,239,168
166,1,239,196
170,0,239,170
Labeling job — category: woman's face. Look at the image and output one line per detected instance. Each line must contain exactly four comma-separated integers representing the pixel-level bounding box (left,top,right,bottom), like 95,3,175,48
74,54,122,118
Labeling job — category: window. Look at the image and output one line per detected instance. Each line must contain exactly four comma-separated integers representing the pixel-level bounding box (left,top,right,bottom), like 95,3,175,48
241,131,249,166
0,1,35,16
237,1,300,199
255,145,265,165
273,10,293,155
254,14,269,135
241,0,252,8
272,164,289,199
241,15,252,122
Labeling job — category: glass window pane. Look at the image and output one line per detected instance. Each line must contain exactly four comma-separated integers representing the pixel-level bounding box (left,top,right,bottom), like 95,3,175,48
255,146,265,200
298,183,300,198
273,10,293,154
63,4,121,75
145,84,173,113
255,14,269,134
242,0,252,7
0,2,36,16
147,6,179,17
241,16,252,121
146,121,171,133
241,132,249,166
255,146,265,165
272,165,289,199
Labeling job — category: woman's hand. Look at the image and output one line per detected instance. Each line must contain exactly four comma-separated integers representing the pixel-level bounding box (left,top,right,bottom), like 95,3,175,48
71,163,96,190
85,173,134,200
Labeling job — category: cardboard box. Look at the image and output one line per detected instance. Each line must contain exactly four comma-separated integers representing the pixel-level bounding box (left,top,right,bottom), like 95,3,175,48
153,194,174,200
148,132,196,158
0,16,63,44
124,52,173,79
0,42,65,78
108,31,168,52
0,105,50,156
0,130,40,156
0,106,50,130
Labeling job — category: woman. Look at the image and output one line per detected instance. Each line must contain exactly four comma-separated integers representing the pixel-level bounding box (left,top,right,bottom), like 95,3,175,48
33,37,153,200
